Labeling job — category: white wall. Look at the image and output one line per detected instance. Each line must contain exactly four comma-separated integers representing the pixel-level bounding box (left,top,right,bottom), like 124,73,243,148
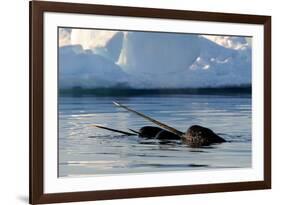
0,0,279,204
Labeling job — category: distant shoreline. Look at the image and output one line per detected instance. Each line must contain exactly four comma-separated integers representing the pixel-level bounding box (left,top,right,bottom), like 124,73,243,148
59,85,251,97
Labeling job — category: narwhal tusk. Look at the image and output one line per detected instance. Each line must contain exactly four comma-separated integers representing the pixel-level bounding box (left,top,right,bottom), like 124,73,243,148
113,101,184,137
128,129,140,134
91,124,136,136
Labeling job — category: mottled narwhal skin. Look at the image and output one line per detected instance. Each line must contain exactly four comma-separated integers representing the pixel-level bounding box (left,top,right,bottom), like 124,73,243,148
182,125,226,147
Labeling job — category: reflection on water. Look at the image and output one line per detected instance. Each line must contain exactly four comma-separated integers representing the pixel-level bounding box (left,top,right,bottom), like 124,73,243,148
59,95,251,177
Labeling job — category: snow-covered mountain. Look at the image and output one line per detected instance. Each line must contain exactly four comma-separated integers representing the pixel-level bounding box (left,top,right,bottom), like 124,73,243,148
59,29,251,89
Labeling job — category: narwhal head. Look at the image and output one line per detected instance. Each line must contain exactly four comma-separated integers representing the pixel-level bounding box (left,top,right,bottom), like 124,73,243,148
182,125,226,147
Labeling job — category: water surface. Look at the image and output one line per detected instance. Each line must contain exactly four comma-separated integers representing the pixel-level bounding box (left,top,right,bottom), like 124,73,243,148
59,94,251,177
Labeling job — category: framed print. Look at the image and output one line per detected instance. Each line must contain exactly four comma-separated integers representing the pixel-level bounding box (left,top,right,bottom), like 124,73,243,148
29,0,271,204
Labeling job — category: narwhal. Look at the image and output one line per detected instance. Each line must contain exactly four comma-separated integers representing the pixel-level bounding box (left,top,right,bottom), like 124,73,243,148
92,102,226,147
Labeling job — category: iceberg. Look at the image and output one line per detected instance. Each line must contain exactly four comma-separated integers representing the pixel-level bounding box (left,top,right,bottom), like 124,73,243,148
59,44,129,89
59,30,251,89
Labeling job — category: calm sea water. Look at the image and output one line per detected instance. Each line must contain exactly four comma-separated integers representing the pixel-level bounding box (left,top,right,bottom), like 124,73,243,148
58,94,252,177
